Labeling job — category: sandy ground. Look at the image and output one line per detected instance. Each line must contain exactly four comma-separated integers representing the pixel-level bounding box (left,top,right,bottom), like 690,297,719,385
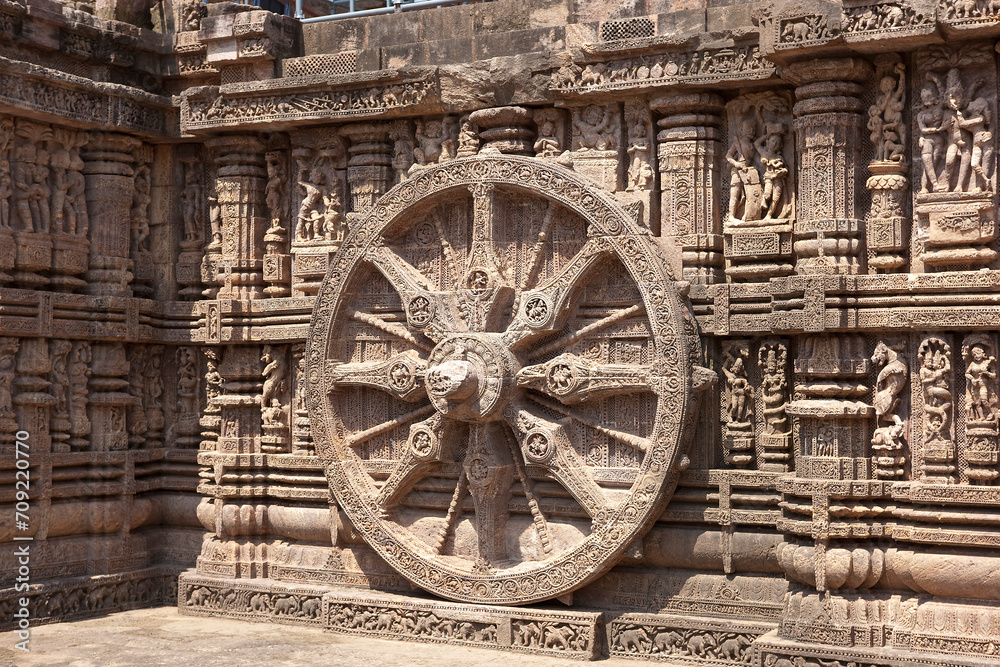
0,606,658,667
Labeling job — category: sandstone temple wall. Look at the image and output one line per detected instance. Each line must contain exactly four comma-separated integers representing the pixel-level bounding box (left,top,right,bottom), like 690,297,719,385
6,0,1000,665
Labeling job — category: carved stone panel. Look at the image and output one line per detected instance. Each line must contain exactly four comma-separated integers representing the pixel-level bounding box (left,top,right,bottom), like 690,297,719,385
307,154,703,604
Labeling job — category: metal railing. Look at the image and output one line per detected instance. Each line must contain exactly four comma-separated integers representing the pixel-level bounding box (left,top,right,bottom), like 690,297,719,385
296,0,491,22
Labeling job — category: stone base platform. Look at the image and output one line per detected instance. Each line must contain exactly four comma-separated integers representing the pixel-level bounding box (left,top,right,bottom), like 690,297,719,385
178,570,603,660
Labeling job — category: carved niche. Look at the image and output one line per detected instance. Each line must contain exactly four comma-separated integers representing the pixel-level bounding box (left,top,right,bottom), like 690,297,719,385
306,155,706,604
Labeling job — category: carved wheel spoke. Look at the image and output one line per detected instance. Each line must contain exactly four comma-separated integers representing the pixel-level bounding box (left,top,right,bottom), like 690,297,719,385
308,155,696,605
506,237,613,348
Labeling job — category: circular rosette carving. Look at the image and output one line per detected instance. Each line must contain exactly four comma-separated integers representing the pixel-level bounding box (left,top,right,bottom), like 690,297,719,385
307,154,699,605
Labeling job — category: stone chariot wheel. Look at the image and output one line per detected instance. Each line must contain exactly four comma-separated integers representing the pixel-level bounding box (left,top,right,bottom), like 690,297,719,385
307,154,701,605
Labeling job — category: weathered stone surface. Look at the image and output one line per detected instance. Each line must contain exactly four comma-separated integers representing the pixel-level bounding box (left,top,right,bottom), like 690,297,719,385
7,0,1000,665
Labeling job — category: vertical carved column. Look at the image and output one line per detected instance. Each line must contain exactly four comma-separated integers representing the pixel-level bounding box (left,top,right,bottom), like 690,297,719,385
652,93,724,283
176,153,207,300
0,338,19,448
49,127,90,293
758,338,792,472
130,143,154,297
174,346,201,449
88,342,134,451
14,339,55,456
866,54,909,271
0,116,14,284
291,342,313,455
260,344,289,454
216,346,262,455
914,336,956,483
339,123,393,221
263,146,290,298
82,132,141,296
721,340,754,467
67,341,91,451
788,58,872,275
468,106,535,156
200,347,223,452
871,340,908,480
960,334,999,484
787,334,873,479
207,135,267,300
49,340,73,452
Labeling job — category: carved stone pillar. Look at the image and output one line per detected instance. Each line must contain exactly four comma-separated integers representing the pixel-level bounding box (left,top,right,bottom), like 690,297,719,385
0,116,14,284
200,346,223,452
787,334,873,480
88,342,135,451
208,135,267,300
652,93,724,283
13,339,54,457
468,106,534,156
216,346,262,455
339,123,393,221
788,58,872,276
82,132,141,297
263,147,290,298
176,153,208,300
291,343,313,455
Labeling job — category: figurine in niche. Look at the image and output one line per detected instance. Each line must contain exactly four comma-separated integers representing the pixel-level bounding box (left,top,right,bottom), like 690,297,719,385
65,152,87,235
626,113,653,191
296,166,327,242
49,143,71,233
456,115,478,158
962,84,993,193
963,339,998,425
181,161,203,242
261,345,288,427
132,164,151,253
176,347,199,416
722,348,752,425
412,118,452,169
265,152,286,231
919,340,953,444
758,342,789,437
726,118,762,222
754,123,789,219
868,61,906,163
0,338,18,418
208,193,221,246
939,70,970,192
389,121,414,182
534,117,561,158
917,81,946,193
0,157,10,230
575,105,616,151
181,0,206,31
321,187,346,242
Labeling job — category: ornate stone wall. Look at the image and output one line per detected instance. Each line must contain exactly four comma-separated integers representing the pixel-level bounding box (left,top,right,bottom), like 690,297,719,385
7,0,1000,664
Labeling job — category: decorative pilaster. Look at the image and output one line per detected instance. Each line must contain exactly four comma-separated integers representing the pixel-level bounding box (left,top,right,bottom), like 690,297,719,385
652,93,724,284
788,58,872,276
208,135,268,300
260,344,289,454
468,106,534,156
339,122,393,222
216,346,262,455
82,132,141,297
0,116,14,284
176,153,207,300
88,342,135,451
14,339,55,456
291,342,313,456
200,347,223,452
263,147,290,298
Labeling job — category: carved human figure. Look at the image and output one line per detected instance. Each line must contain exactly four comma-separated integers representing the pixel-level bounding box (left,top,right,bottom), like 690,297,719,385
722,349,752,425
726,118,761,221
534,116,561,158
176,347,199,416
0,338,19,417
296,167,326,242
456,115,478,158
132,164,151,253
413,119,446,167
181,0,206,31
917,82,945,193
575,105,615,150
868,61,906,163
261,345,288,426
937,68,974,192
67,341,91,445
49,143,71,233
208,193,221,245
390,121,414,182
626,114,653,190
265,152,286,230
758,342,788,436
961,87,992,193
181,161,203,242
321,187,346,242
963,341,998,424
753,126,788,219
65,153,88,235
919,340,953,444
50,339,72,423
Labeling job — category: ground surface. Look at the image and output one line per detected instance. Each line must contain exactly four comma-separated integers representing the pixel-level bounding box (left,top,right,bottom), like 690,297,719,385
0,606,659,666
